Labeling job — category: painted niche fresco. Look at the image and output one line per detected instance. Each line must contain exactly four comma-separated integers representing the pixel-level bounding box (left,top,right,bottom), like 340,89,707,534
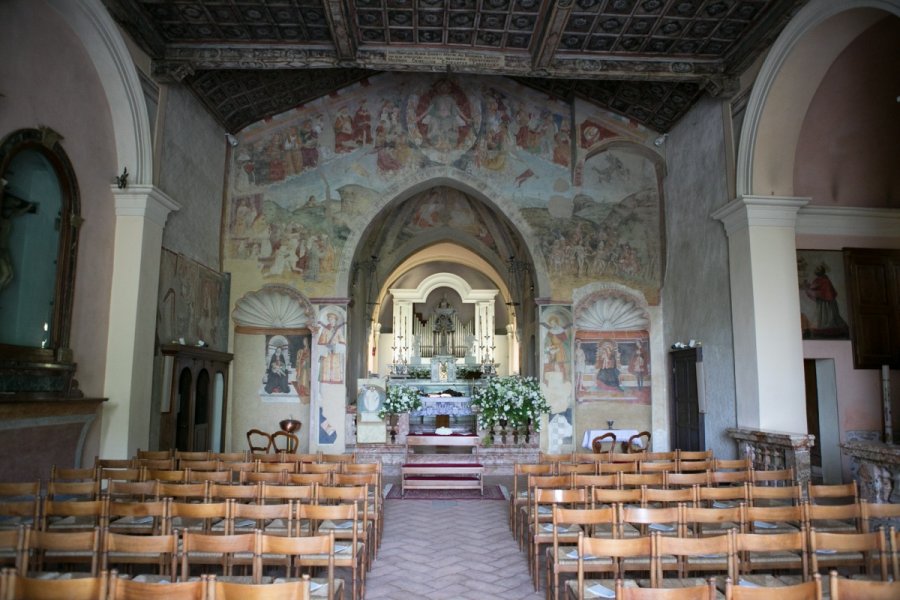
797,250,850,340
260,333,312,403
574,333,650,404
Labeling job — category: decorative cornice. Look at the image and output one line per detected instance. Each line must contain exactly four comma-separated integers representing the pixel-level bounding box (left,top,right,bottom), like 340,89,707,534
112,185,181,228
712,195,809,235
796,205,900,238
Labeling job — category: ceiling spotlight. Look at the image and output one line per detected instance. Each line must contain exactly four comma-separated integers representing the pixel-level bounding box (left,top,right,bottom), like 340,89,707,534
653,134,668,147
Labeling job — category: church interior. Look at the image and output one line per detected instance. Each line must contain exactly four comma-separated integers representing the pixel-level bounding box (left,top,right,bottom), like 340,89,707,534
1,0,899,595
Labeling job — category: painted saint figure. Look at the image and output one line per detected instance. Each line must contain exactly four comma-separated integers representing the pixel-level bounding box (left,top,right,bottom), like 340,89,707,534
803,263,849,335
264,346,290,394
596,341,623,391
293,337,311,398
574,340,586,392
629,340,647,390
541,315,570,384
317,312,346,385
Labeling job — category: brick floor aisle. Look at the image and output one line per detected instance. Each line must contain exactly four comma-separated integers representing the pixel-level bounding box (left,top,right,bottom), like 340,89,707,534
363,497,544,599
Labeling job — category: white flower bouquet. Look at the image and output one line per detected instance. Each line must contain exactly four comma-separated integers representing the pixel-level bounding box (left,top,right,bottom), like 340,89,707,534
379,384,423,420
470,375,551,431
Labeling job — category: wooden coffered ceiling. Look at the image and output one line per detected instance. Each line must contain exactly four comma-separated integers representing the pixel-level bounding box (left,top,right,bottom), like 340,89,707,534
102,0,806,133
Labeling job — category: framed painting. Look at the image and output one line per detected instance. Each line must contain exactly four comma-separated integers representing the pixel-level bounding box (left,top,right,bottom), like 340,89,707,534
797,250,850,340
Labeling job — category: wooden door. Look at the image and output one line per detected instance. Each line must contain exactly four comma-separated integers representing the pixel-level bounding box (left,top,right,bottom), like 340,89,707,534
803,359,822,471
670,348,704,452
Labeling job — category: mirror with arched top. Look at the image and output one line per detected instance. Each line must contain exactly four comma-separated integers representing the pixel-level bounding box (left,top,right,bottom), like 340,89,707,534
0,128,80,369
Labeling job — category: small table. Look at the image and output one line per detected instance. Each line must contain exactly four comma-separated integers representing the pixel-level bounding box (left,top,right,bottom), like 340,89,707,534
581,429,642,451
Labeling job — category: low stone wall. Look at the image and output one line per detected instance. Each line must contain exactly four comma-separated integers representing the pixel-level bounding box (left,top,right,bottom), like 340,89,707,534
727,427,814,495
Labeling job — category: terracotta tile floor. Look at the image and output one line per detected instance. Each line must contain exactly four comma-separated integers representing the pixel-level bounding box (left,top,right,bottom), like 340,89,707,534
362,479,543,599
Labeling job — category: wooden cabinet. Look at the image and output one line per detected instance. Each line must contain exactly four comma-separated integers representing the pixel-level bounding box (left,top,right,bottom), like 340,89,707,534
843,249,900,369
159,344,232,453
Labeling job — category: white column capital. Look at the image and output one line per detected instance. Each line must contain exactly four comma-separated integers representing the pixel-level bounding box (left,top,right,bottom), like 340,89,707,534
712,196,809,235
111,185,181,228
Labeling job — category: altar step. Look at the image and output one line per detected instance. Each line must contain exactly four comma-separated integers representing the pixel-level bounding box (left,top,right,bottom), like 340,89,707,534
350,443,538,476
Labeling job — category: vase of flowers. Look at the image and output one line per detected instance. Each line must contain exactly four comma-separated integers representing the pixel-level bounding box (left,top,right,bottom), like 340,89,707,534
470,375,551,442
380,384,423,443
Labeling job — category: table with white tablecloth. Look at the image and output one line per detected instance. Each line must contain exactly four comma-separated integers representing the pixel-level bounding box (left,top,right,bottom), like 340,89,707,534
581,429,643,450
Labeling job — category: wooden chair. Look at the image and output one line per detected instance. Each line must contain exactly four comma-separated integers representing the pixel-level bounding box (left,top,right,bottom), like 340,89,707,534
640,460,677,475
175,450,211,462
332,473,382,554
682,504,743,537
626,431,651,453
558,463,598,476
0,499,38,533
230,499,295,537
106,498,168,536
316,485,373,567
540,452,574,467
747,484,802,507
564,533,652,599
246,429,272,454
107,572,209,600
40,498,106,532
270,431,298,454
804,502,862,534
21,527,101,577
573,474,618,498
101,529,178,578
891,526,900,581
256,532,342,599
666,472,711,488
733,529,808,586
212,451,250,463
209,575,312,600
320,453,355,465
180,459,222,472
679,460,714,473
644,451,678,462
828,570,900,600
2,567,110,600
179,530,257,582
679,450,714,461
510,464,560,534
724,573,822,600
260,483,315,506
49,466,98,483
620,473,664,489
105,480,160,503
545,506,616,600
591,433,617,455
285,473,331,487
697,484,748,509
598,461,638,475
144,469,188,483
528,488,587,589
743,503,805,535
168,500,229,534
859,499,900,534
297,503,364,600
134,458,177,471
608,452,644,465
0,527,25,572
617,577,717,600
808,528,888,580
136,450,173,461
210,483,261,504
158,482,210,504
710,470,752,487
518,474,573,547
620,504,683,538
644,486,697,509
652,531,734,587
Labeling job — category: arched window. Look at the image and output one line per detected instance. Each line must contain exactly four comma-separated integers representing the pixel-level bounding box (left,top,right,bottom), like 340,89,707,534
0,128,80,362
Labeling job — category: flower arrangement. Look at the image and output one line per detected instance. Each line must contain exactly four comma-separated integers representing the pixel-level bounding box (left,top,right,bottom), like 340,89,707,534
378,384,423,420
470,375,551,431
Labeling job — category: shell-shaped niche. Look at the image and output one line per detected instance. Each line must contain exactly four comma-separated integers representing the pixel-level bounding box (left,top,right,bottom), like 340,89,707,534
233,285,315,329
576,294,649,331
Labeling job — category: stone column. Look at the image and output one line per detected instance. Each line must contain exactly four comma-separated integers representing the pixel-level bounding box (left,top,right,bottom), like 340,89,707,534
101,185,180,458
713,196,809,433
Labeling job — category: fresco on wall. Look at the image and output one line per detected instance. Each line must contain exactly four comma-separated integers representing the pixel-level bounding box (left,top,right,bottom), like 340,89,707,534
574,333,650,404
797,250,850,340
520,148,662,302
260,333,312,403
540,306,574,453
157,249,229,351
224,72,658,302
313,305,347,447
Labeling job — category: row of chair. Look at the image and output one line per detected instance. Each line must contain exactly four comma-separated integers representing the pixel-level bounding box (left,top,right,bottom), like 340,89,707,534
568,571,900,600
1,525,346,598
542,449,715,463
87,459,369,483
0,567,314,600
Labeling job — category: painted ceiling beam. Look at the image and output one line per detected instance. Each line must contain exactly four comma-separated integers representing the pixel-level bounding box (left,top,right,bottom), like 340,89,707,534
530,0,575,72
152,44,723,83
322,0,357,62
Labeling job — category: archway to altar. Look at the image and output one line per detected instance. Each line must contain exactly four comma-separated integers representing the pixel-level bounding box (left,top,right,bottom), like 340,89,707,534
346,184,538,402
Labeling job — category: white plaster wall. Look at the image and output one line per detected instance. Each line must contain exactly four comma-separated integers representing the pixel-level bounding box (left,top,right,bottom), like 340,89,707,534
158,85,226,270
662,97,738,458
0,0,118,397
